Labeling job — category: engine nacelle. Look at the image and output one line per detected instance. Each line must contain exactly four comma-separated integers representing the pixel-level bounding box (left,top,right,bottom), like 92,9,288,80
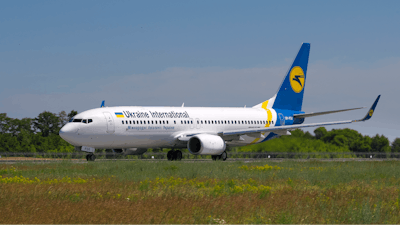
187,134,226,155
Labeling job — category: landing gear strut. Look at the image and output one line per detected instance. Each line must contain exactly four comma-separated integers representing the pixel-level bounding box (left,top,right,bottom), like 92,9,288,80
212,151,228,161
86,154,96,161
167,149,182,161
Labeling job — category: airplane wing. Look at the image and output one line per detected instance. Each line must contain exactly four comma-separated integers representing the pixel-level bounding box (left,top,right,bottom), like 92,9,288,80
293,106,365,119
220,95,380,137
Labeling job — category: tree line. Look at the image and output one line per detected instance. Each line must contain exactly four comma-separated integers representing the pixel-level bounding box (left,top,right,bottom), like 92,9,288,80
0,111,77,152
0,111,399,154
237,127,400,154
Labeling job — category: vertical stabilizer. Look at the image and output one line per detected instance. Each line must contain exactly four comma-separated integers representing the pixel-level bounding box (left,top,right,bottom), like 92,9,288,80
272,43,310,111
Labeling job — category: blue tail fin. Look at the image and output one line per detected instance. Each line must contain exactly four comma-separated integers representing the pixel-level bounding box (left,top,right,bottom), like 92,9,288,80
272,43,310,111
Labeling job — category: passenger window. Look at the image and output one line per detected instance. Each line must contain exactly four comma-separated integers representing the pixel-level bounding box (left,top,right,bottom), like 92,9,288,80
133,121,135,124
214,121,216,124
201,120,203,124
184,121,186,124
155,121,157,124
122,121,124,124
235,121,237,124
129,121,131,124
228,121,230,124
152,121,154,124
197,121,199,124
144,121,146,124
181,120,183,124
163,121,165,124
174,121,176,124
191,121,193,124
167,121,169,124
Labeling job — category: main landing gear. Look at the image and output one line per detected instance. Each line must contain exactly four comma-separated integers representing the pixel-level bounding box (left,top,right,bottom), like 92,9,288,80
167,149,183,161
86,154,96,161
212,151,228,161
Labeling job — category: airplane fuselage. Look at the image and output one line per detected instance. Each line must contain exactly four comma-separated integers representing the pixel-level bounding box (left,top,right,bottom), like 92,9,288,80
60,106,296,149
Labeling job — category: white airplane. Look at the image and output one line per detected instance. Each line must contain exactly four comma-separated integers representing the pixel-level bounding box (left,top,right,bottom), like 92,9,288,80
59,43,380,161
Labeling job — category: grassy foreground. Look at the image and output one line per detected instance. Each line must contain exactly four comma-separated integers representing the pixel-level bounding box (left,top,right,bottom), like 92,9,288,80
1,160,400,224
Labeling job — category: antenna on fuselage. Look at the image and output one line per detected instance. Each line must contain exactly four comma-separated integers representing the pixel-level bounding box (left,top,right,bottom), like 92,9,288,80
181,103,184,107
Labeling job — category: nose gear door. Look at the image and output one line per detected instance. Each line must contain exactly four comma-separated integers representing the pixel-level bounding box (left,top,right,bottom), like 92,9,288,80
103,112,115,134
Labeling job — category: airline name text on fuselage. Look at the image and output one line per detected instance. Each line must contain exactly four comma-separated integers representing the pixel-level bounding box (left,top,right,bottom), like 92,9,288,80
123,111,190,119
127,126,175,131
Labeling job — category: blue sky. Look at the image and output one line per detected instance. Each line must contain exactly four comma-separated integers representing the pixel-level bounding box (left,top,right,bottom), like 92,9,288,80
1,0,399,141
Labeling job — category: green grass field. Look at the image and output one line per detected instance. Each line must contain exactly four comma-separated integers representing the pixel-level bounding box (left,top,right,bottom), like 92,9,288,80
1,160,400,223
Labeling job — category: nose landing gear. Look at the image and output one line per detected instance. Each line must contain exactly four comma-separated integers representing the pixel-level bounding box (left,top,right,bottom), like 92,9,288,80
167,149,182,161
86,154,96,161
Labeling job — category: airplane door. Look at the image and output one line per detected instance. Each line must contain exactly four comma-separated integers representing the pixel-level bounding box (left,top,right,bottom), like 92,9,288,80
103,112,115,134
195,118,200,129
278,113,285,126
190,118,194,129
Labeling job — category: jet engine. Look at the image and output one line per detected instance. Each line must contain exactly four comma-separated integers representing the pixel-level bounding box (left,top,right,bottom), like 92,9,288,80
187,134,226,155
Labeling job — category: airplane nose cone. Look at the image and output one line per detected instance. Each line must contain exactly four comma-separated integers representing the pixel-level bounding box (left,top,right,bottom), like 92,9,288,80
59,124,79,143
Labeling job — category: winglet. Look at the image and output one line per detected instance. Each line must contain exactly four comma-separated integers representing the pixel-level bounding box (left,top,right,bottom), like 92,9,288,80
353,95,380,122
100,100,105,108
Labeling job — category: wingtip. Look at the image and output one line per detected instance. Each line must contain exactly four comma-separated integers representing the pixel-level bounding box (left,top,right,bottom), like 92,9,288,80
357,95,381,122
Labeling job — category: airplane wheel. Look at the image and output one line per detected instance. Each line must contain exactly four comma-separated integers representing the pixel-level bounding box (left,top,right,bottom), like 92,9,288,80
87,154,96,161
174,150,182,161
167,150,174,161
212,155,217,161
221,151,227,161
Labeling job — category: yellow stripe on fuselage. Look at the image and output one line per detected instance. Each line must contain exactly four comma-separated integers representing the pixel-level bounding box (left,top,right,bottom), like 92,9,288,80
247,100,273,145
116,115,125,118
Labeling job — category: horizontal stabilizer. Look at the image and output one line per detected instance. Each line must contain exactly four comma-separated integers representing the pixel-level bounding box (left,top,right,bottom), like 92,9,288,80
293,107,365,119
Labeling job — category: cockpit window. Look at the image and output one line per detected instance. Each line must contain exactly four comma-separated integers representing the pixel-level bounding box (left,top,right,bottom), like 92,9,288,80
73,119,82,123
82,119,87,123
88,119,93,123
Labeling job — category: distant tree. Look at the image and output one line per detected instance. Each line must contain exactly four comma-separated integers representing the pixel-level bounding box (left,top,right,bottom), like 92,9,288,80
33,111,60,137
371,134,390,153
314,127,327,139
392,138,400,153
332,135,348,147
291,129,305,137
0,113,10,134
303,131,314,139
67,110,78,122
58,111,68,127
